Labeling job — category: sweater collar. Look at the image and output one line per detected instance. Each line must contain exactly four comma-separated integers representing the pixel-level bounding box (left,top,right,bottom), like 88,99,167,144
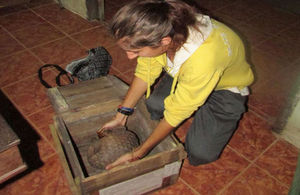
167,15,213,76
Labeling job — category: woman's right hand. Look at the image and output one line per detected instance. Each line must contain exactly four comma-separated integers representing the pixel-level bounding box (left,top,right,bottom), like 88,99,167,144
97,113,128,137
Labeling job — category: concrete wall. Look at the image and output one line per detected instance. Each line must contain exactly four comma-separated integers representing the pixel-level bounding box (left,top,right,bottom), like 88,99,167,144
55,0,88,19
280,94,300,149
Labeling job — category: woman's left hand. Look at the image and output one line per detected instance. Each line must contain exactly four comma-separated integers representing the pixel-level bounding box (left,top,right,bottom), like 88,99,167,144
105,149,142,170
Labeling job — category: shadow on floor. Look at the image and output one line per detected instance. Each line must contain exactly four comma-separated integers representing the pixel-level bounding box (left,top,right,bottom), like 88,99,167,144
0,90,43,188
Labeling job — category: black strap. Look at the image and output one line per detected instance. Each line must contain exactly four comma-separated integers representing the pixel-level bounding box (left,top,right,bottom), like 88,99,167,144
72,60,90,77
38,64,74,88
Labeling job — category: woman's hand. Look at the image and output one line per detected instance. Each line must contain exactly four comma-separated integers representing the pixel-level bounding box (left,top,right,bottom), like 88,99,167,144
105,119,175,170
105,147,144,170
97,113,128,136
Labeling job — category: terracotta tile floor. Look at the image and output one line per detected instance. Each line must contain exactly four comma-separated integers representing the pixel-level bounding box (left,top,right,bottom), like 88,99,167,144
0,0,299,194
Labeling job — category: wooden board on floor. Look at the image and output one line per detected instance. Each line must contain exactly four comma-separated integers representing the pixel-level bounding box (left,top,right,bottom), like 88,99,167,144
0,114,27,183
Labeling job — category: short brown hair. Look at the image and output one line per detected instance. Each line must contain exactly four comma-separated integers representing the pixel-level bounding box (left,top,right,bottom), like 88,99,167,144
110,0,202,50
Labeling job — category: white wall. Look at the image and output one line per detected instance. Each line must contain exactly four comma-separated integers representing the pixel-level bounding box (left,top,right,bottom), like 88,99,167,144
281,91,300,149
55,0,88,19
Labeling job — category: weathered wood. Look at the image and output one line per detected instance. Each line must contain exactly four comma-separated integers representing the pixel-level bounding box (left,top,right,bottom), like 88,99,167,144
50,125,82,195
81,148,186,192
0,164,27,184
0,114,27,183
54,117,85,180
65,87,123,111
47,88,69,113
48,76,187,194
58,76,113,98
60,99,121,124
0,114,19,152
109,75,129,95
0,146,27,183
98,0,104,20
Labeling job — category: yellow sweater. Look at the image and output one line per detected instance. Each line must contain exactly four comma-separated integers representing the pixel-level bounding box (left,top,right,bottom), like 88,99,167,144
135,19,254,127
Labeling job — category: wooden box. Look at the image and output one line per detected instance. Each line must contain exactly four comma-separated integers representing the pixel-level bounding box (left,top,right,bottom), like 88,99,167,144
48,76,187,195
0,114,27,183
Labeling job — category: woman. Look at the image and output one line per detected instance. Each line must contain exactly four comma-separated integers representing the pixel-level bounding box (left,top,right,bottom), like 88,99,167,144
97,0,254,169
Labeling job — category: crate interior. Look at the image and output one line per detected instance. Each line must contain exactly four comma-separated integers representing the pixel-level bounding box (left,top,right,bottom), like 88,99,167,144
64,110,178,177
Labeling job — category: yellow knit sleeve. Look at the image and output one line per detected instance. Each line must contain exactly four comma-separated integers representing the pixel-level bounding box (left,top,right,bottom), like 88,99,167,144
134,56,163,85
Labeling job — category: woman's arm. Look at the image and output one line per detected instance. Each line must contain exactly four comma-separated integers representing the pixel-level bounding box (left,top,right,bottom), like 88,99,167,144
120,76,148,109
98,76,148,132
106,118,174,169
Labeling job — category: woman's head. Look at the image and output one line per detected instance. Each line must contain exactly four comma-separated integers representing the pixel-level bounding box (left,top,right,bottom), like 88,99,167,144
110,0,200,52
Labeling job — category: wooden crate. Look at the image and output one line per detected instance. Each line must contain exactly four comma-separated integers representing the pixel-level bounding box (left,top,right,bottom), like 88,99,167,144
48,75,187,195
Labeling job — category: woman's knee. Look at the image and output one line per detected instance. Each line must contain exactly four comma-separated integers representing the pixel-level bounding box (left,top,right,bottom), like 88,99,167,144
185,143,222,165
188,149,220,165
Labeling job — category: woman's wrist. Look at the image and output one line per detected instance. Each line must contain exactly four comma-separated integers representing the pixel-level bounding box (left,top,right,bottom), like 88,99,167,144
132,146,147,160
114,112,128,125
117,105,134,115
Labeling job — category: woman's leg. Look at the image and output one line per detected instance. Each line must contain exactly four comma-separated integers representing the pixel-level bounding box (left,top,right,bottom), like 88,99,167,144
185,90,247,165
145,73,173,120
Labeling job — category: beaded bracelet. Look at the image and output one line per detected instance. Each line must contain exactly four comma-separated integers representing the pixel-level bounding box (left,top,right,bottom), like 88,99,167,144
117,105,134,116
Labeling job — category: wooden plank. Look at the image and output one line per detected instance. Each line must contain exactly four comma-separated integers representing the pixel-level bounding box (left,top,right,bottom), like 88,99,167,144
66,87,123,111
81,147,186,192
0,164,27,183
54,117,85,180
58,76,113,98
60,98,122,124
64,113,114,145
0,114,20,152
98,0,104,20
48,75,187,194
0,146,26,181
50,125,82,195
47,88,69,113
47,76,127,115
109,76,129,96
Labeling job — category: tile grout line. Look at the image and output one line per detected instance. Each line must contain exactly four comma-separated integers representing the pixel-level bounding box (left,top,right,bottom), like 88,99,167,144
0,21,48,65
68,24,105,36
27,7,110,86
216,146,254,195
0,2,55,18
25,2,57,10
178,177,201,195
0,89,57,153
218,136,282,194
217,164,252,195
247,138,293,188
1,8,91,88
26,115,58,153
4,6,127,87
248,136,279,163
26,104,53,118
247,109,274,127
226,145,253,164
251,138,295,189
42,151,58,162
28,7,99,51
0,6,31,18
0,88,30,118
0,88,58,156
110,66,128,79
254,163,291,190
1,68,52,89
